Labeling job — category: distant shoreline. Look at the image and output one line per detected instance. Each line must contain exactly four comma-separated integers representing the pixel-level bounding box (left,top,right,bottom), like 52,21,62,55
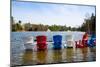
11,29,83,32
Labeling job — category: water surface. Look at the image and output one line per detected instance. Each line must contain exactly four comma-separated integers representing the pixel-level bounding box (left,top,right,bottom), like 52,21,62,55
11,32,96,66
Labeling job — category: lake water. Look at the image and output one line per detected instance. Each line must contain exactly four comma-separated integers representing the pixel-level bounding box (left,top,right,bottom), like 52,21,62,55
11,32,96,66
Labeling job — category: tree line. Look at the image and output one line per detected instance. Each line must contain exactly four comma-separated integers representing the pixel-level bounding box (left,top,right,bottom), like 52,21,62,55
11,13,96,34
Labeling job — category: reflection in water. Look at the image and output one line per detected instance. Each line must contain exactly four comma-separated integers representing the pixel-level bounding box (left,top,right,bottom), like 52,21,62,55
19,47,96,66
89,47,96,61
52,49,62,63
15,47,96,66
66,48,74,62
75,48,86,62
36,50,47,64
21,47,96,66
81,47,88,61
89,47,96,53
80,47,96,61
22,50,33,65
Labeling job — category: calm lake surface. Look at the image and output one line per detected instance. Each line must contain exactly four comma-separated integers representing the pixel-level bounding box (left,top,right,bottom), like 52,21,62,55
11,32,96,66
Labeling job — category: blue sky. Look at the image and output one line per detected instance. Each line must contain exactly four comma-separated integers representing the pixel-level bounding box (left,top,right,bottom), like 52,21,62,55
12,1,95,27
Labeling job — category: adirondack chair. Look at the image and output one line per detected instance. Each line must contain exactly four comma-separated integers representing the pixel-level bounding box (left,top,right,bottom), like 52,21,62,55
36,35,47,50
66,34,75,48
53,35,62,49
24,36,34,50
75,40,84,48
87,34,96,47
75,33,88,48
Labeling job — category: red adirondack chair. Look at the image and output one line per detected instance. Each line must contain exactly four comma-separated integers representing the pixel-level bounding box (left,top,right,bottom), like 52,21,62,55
75,40,84,48
75,33,88,48
36,35,47,50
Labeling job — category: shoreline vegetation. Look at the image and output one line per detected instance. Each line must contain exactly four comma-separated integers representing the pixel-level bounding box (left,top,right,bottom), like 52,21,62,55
11,13,96,34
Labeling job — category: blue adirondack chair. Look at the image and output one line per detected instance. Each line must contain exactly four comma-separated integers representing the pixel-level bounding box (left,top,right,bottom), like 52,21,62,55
53,35,62,49
87,34,96,47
